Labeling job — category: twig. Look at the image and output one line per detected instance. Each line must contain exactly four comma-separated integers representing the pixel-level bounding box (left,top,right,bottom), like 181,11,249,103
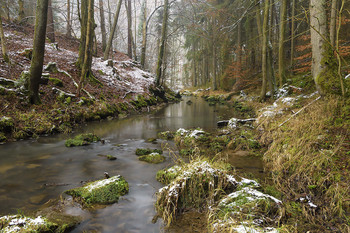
279,96,321,127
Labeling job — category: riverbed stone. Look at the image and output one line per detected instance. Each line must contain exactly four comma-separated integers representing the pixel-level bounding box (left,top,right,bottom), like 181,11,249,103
65,133,100,147
138,153,165,164
65,175,129,206
135,148,163,156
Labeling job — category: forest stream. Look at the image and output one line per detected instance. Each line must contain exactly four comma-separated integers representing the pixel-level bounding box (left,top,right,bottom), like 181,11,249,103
0,97,264,233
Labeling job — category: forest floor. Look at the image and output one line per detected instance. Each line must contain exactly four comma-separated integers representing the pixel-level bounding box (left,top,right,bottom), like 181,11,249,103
0,20,179,143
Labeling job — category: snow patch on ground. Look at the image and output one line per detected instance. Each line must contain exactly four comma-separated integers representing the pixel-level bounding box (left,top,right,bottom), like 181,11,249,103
0,215,48,233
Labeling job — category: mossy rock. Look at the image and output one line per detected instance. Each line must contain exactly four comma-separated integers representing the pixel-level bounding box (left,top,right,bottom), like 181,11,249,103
214,187,282,225
65,133,100,147
106,155,117,160
158,131,175,140
44,62,59,73
146,138,157,143
156,165,181,184
49,77,64,87
65,175,129,206
0,116,14,133
135,148,163,156
0,133,6,142
0,215,59,232
139,153,165,164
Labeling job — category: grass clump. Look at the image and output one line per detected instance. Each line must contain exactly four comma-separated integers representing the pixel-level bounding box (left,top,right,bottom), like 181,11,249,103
65,133,100,147
65,175,128,206
135,148,163,156
158,131,175,140
0,215,59,232
260,96,350,231
155,158,238,226
156,165,181,184
139,153,165,164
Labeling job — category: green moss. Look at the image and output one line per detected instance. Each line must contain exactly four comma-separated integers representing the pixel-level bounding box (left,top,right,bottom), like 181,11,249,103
106,155,117,160
65,133,100,147
158,131,175,140
65,176,129,206
179,148,193,156
139,153,165,164
135,148,163,156
49,77,64,87
156,165,181,184
0,116,14,133
146,138,157,143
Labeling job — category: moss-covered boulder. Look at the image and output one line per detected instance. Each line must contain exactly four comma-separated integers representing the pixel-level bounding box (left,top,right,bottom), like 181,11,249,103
156,165,181,184
209,187,283,233
155,159,238,226
0,215,59,233
139,153,165,164
65,175,129,206
0,116,14,133
0,133,6,142
135,148,163,156
65,133,100,147
98,154,117,160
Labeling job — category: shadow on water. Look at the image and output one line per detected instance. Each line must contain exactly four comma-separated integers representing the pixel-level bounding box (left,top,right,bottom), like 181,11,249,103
0,96,263,232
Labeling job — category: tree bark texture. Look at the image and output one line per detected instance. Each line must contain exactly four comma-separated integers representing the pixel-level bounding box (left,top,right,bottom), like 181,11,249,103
28,0,49,104
126,0,133,59
156,0,169,86
278,0,287,87
0,10,9,62
99,0,107,52
141,0,147,67
310,0,327,94
77,0,88,68
46,0,55,43
18,0,25,22
77,0,94,96
260,0,269,100
66,0,72,37
103,0,122,60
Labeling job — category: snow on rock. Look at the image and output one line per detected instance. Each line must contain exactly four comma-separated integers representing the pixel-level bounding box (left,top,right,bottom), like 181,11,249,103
92,58,155,94
86,175,122,192
0,215,51,233
176,128,205,139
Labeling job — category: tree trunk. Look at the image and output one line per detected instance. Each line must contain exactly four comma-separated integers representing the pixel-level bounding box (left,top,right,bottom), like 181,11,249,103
77,0,88,68
99,0,107,52
77,0,94,96
103,0,122,60
310,0,327,95
46,0,55,43
18,0,25,22
140,0,147,67
66,0,72,37
290,0,295,68
126,0,133,59
28,0,49,104
330,0,337,47
155,0,169,86
260,0,269,100
0,11,9,62
278,0,287,87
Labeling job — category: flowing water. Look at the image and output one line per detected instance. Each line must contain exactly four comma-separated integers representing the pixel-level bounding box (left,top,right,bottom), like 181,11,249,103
0,97,264,232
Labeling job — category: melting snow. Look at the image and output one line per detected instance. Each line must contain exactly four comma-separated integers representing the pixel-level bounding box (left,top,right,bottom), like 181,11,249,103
86,175,121,192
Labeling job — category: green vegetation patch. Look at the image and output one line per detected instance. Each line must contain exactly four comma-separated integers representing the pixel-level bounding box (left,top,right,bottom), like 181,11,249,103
49,77,63,87
209,187,283,232
158,131,175,140
156,165,181,184
135,148,163,156
139,153,165,164
65,175,129,206
0,215,59,233
65,133,100,147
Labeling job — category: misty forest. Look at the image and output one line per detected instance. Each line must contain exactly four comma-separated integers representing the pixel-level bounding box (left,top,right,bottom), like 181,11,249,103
0,0,349,232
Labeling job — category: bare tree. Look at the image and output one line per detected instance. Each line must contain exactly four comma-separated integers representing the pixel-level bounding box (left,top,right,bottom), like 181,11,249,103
28,0,49,104
156,0,169,86
46,0,55,43
99,0,107,52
